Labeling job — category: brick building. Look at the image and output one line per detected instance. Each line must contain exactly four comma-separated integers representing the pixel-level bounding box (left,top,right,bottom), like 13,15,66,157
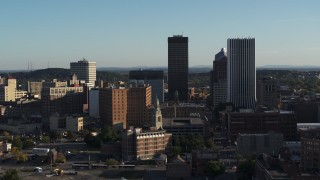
41,86,84,117
121,128,172,161
301,128,320,172
99,87,128,129
227,111,297,141
127,84,152,127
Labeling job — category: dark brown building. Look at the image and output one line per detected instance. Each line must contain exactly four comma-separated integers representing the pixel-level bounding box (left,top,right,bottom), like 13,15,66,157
227,111,297,141
295,102,320,123
168,35,188,102
127,85,152,127
41,86,84,117
99,87,128,129
99,84,153,129
256,77,279,109
301,128,320,172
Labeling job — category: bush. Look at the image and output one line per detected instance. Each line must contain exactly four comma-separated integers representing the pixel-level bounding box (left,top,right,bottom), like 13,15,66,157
56,153,66,163
0,169,19,180
206,160,225,177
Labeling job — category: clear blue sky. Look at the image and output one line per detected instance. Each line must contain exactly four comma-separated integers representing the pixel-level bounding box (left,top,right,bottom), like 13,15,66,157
0,0,319,70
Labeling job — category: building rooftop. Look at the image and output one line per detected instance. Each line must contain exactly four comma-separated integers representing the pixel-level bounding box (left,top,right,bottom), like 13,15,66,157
162,117,204,126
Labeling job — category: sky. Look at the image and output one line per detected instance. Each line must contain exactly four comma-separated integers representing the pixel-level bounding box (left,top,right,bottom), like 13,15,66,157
0,0,320,70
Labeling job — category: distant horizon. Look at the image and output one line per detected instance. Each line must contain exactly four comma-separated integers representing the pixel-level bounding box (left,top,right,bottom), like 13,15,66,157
2,64,320,73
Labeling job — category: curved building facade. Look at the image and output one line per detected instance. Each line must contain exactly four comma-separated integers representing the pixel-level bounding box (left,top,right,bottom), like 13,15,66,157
227,38,256,109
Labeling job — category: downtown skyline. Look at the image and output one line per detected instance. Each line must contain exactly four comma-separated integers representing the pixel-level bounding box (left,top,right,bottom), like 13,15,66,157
0,0,320,70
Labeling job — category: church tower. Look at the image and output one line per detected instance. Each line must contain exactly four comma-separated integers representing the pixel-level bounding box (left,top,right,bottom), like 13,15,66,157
152,97,163,130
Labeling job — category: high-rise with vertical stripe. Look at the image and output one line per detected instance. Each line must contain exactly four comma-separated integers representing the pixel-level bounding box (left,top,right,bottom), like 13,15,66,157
227,38,256,110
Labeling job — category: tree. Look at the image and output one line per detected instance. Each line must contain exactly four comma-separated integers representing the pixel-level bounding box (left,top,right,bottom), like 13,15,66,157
172,146,182,156
41,136,50,143
100,126,118,143
237,159,256,180
105,158,118,166
84,133,101,148
14,151,28,163
22,139,35,149
189,135,204,151
56,153,66,163
0,169,19,180
204,138,214,149
66,131,77,141
49,131,62,141
12,136,22,150
206,160,225,177
172,136,180,146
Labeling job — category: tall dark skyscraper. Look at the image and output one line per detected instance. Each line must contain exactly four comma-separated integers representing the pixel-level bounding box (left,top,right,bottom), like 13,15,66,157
168,35,188,102
227,38,256,109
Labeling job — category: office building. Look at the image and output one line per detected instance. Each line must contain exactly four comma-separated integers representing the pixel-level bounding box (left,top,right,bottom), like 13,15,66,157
27,81,43,98
256,77,279,109
162,117,206,137
100,83,154,129
0,76,27,102
129,70,164,103
212,48,228,106
160,103,206,118
89,88,99,118
127,83,152,127
168,35,188,102
227,111,297,141
227,38,256,109
99,87,128,129
70,59,96,86
237,133,283,158
301,128,320,172
41,86,84,117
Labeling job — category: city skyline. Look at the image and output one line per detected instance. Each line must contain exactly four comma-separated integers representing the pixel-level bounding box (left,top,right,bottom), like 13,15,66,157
1,0,320,70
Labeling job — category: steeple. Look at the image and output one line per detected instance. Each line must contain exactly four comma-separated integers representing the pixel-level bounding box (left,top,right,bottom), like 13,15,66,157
153,96,163,130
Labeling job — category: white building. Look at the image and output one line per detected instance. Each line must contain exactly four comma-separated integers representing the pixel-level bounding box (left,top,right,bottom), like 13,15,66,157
227,38,256,109
70,59,96,86
50,113,85,132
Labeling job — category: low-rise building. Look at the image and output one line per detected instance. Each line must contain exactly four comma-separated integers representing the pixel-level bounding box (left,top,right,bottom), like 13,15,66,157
0,141,12,153
121,128,172,161
49,113,85,132
166,155,191,180
227,111,297,141
162,117,206,136
256,153,320,180
237,133,283,158
0,122,42,134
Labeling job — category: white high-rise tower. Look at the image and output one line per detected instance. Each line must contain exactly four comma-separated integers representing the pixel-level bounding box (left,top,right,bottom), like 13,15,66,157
227,38,256,110
70,58,96,86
